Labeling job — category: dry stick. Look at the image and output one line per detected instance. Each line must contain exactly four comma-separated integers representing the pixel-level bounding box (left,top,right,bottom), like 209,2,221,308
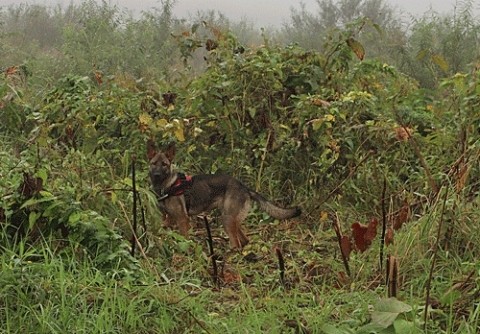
256,130,272,191
203,216,218,286
333,213,351,277
387,255,398,298
130,155,138,257
379,176,387,270
136,192,148,235
117,199,162,280
424,186,449,331
275,247,286,287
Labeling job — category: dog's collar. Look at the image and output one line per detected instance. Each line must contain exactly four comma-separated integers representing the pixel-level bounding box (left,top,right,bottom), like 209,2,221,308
158,173,193,201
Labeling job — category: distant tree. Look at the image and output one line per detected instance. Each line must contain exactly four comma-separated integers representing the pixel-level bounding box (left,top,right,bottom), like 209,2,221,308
282,0,406,60
398,1,480,88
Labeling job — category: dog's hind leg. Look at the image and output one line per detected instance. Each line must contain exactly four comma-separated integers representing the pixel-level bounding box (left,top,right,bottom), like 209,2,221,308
221,215,242,249
221,210,250,249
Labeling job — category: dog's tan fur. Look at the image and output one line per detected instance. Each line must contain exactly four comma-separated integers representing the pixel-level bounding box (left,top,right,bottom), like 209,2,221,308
149,146,300,249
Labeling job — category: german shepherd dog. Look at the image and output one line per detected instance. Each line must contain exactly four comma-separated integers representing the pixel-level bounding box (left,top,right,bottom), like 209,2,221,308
149,146,301,249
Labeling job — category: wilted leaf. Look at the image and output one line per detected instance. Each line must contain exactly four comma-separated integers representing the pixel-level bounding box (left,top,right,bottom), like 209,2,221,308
94,70,103,85
455,162,470,193
351,218,378,252
347,37,365,61
222,267,241,284
312,98,331,107
393,201,410,230
395,126,413,142
385,227,394,246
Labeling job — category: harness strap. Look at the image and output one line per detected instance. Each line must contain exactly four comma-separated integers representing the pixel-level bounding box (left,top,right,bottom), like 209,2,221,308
158,173,193,201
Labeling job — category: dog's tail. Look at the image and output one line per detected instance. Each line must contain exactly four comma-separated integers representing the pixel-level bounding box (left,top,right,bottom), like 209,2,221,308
249,191,301,220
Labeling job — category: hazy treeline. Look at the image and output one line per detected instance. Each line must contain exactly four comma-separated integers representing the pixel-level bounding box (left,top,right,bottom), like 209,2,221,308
1,0,479,88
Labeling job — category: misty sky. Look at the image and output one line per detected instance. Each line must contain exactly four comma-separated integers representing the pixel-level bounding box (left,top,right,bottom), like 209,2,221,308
0,0,473,26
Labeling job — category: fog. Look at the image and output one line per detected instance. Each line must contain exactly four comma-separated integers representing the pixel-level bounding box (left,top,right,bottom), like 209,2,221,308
0,0,469,26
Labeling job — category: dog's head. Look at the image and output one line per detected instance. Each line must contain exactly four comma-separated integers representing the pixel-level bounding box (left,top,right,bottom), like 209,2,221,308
148,143,176,186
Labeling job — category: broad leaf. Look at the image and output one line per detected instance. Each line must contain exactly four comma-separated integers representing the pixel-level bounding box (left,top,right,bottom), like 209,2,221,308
371,298,412,328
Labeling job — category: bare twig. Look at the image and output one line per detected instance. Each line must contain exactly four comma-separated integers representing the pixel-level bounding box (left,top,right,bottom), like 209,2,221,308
332,213,351,277
379,176,387,269
203,216,218,286
275,247,286,287
130,155,138,257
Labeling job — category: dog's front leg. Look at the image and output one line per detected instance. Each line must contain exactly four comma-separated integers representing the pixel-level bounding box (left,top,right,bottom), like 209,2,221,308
165,196,191,237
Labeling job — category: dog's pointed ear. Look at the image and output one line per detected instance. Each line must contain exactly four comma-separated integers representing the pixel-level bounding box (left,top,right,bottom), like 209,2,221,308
164,142,176,162
146,139,158,161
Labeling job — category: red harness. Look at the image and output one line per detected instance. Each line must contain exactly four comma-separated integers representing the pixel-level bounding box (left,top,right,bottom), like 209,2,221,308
167,173,193,197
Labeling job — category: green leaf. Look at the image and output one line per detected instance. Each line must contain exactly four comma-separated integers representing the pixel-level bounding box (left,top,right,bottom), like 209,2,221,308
35,169,48,184
393,318,421,334
28,211,40,229
320,323,353,334
20,196,56,209
371,298,412,328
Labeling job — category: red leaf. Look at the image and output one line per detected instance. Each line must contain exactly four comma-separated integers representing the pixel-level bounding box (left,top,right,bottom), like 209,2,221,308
352,219,378,252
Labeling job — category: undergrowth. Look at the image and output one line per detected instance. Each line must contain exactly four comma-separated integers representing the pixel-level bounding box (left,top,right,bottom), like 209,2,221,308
1,7,479,334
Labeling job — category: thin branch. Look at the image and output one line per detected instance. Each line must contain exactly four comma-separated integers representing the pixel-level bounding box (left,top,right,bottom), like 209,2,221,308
130,155,138,257
424,186,449,330
333,213,351,277
379,176,387,269
203,216,218,286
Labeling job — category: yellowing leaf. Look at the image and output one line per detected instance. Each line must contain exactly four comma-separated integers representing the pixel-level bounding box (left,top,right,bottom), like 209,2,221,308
156,118,168,128
347,38,365,61
320,211,329,222
431,54,449,73
174,127,185,142
324,114,335,122
139,113,153,125
311,118,323,131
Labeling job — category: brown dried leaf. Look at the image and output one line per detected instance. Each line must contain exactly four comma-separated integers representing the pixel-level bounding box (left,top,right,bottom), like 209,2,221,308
222,267,241,284
393,201,410,230
346,37,365,61
385,227,395,246
456,162,470,193
395,126,413,142
352,218,378,252
340,236,352,260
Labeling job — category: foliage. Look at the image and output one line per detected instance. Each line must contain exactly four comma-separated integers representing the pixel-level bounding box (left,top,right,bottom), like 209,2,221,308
1,1,480,333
